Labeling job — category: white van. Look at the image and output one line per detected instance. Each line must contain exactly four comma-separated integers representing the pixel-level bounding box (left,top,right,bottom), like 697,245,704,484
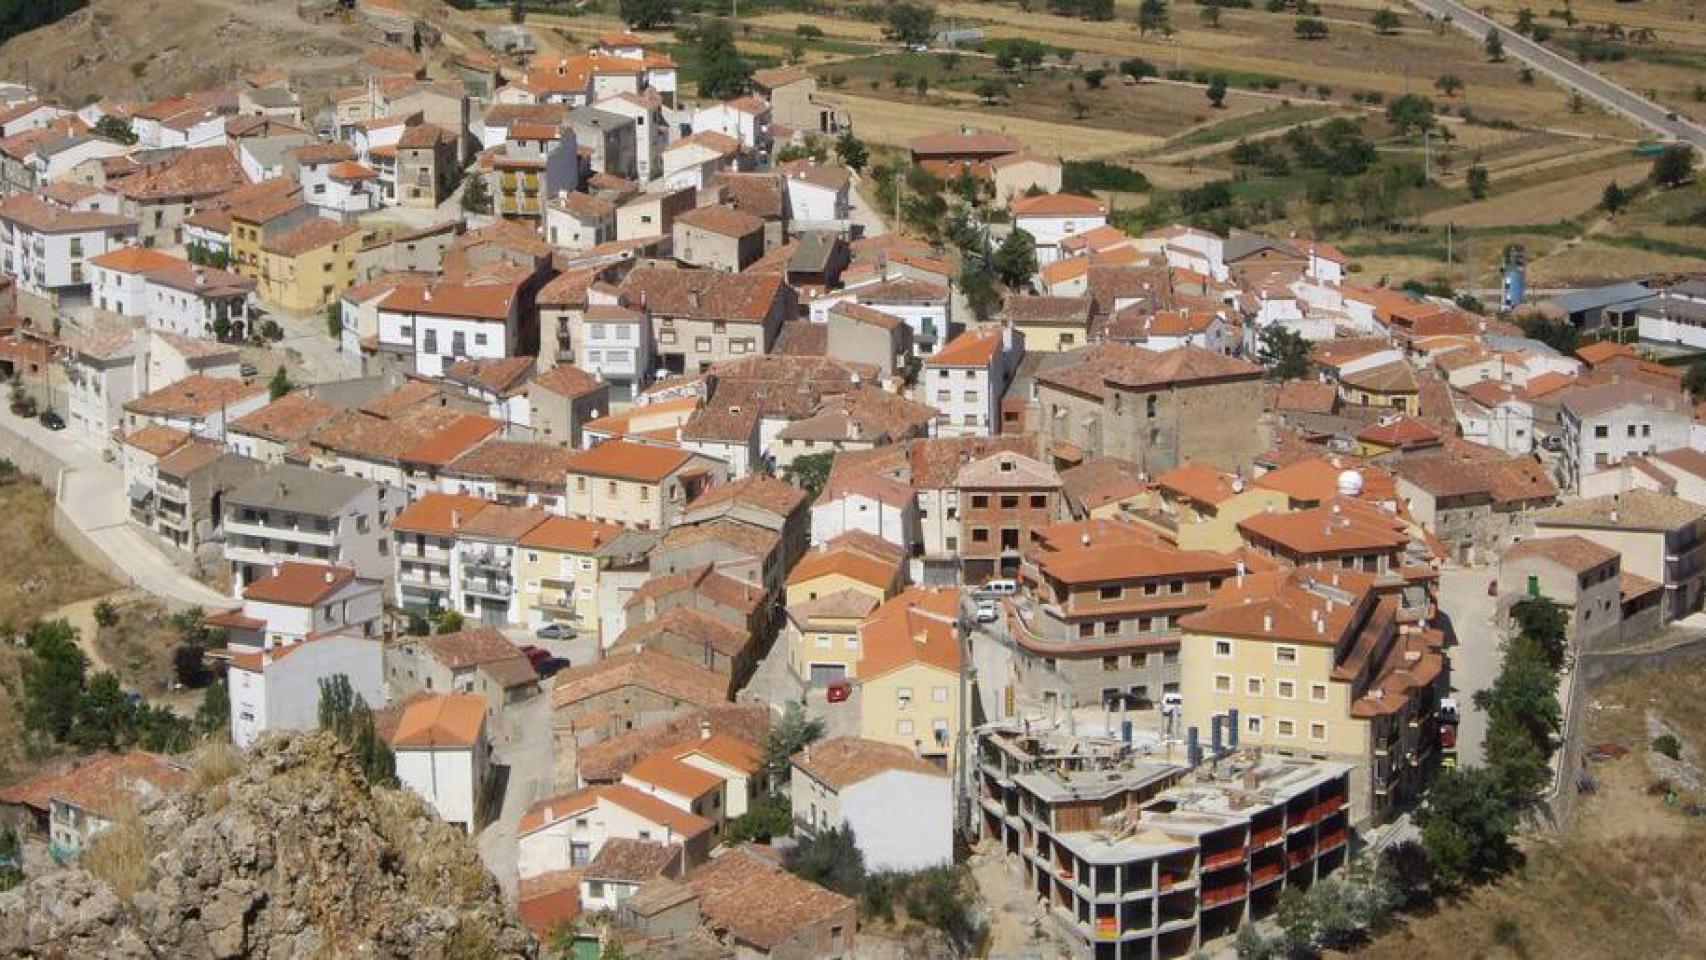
975,579,1019,597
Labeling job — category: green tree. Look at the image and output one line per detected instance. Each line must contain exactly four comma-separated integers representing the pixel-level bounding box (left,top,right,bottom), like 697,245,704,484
1371,7,1400,35
22,619,88,742
1200,2,1221,28
884,1,936,44
1137,0,1169,35
1386,93,1436,134
834,131,868,173
1083,67,1109,90
1514,6,1535,34
460,173,492,214
72,671,133,751
784,451,835,498
1509,595,1568,669
1294,16,1330,39
914,74,930,98
1206,74,1228,108
1651,145,1695,188
973,77,1007,103
317,674,395,786
197,678,229,735
697,20,754,100
1257,325,1312,380
435,609,466,634
785,825,865,896
93,599,119,628
268,366,293,400
1485,27,1505,60
93,114,138,145
1120,57,1158,80
959,258,1003,321
992,228,1038,288
617,0,673,29
1435,73,1464,97
1684,358,1706,399
1520,314,1580,353
1466,162,1490,199
766,701,826,785
1602,180,1629,214
724,792,793,843
1417,766,1518,889
324,301,342,339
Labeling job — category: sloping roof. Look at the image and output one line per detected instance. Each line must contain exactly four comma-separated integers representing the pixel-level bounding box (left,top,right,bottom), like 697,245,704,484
0,750,185,821
564,439,694,482
1035,539,1236,585
858,586,962,680
1012,192,1107,217
423,626,528,671
926,328,1004,367
675,203,764,238
241,562,358,606
550,647,729,713
792,736,945,790
1179,568,1373,645
124,375,265,419
1502,535,1618,573
624,750,724,799
390,693,486,748
908,128,1023,156
391,492,491,536
686,474,805,519
228,392,335,442
1534,489,1706,531
684,846,854,951
520,782,714,838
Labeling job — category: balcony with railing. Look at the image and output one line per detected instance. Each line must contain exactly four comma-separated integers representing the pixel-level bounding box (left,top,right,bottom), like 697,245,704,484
463,574,513,598
460,547,513,574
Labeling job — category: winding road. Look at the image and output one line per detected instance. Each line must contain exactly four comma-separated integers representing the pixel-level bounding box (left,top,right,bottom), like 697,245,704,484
1406,0,1706,151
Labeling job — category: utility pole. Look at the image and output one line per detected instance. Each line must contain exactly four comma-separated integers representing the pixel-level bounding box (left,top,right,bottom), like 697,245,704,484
1424,129,1432,183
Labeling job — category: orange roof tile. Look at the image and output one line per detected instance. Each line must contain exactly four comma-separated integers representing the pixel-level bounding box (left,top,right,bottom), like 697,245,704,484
390,693,486,747
242,562,358,606
624,751,723,799
564,439,694,482
390,492,492,536
519,515,624,553
857,586,962,679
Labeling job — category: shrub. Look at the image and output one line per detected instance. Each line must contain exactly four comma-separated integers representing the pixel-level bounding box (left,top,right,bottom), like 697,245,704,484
1654,733,1682,760
80,809,149,903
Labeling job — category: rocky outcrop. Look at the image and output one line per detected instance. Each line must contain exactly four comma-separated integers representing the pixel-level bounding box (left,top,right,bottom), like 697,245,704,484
0,734,536,960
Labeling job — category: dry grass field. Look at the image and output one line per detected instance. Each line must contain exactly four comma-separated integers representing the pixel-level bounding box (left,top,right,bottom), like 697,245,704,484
1422,159,1651,226
1346,658,1706,960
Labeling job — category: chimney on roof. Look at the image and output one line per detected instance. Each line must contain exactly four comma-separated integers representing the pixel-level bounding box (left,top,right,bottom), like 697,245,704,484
324,569,334,584
451,508,461,529
423,287,433,302
699,718,712,740
688,289,701,310
1262,612,1272,632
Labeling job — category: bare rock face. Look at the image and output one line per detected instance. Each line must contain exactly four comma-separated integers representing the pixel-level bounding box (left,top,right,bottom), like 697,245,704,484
0,734,536,960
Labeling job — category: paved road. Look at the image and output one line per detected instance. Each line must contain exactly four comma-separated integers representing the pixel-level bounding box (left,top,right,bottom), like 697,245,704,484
847,171,891,240
1406,0,1706,150
0,411,237,611
1435,567,1502,766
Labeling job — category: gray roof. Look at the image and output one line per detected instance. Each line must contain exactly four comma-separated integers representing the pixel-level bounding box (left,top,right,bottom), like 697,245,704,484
1223,230,1302,263
240,134,318,170
1482,334,1559,356
227,464,377,515
570,106,634,131
789,231,842,275
245,87,299,108
1560,380,1689,419
1545,281,1653,316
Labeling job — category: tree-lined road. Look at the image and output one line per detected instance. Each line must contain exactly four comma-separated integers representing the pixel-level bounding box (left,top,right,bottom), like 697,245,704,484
1407,0,1706,152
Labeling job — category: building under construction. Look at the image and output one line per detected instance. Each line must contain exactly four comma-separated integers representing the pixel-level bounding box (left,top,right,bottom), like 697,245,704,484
973,718,1352,959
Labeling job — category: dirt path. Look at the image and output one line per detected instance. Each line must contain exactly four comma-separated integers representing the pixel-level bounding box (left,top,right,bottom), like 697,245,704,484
42,591,127,675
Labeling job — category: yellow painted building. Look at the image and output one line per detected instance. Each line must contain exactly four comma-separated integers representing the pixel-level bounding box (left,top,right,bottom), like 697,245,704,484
514,515,625,638
1152,461,1293,553
561,440,724,531
1177,568,1447,823
856,587,962,768
255,219,363,312
785,594,874,685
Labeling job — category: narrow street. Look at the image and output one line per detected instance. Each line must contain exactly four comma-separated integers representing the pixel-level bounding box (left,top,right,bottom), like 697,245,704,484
1435,566,1503,767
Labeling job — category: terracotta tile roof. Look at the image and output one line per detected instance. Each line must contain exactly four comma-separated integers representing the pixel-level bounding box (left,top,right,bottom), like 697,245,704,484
857,277,948,304
792,736,945,791
398,414,504,467
90,246,181,273
551,190,616,219
663,130,738,157
1519,370,1575,401
379,274,522,321
65,330,140,362
776,158,849,192
618,266,785,322
520,782,714,838
1573,341,1634,366
1252,457,1396,505
114,146,247,201
1651,447,1706,479
908,128,1023,156
456,502,549,542
241,562,358,606
1059,457,1151,511
392,492,491,536
1012,192,1107,217
1181,567,1374,645
1000,295,1094,326
576,706,769,783
445,356,536,397
517,515,620,561
584,837,677,883
625,749,726,800
0,750,185,821
531,362,605,399
550,647,731,714
1355,415,1441,449
615,605,750,659
658,517,780,560
675,203,763,238
685,845,854,950
926,328,1003,367
1620,570,1662,601
1035,538,1236,585
1238,500,1410,556
262,218,360,257
1339,359,1418,394
627,564,764,615
786,540,901,592
955,450,1059,490
294,141,357,164
775,388,936,445
224,392,333,442
1559,380,1689,419
0,192,133,232
446,439,577,484
124,375,264,419
423,626,529,671
824,302,901,333
752,66,810,88
1535,489,1706,530
1502,534,1618,573
390,693,486,747
858,586,961,679
121,423,193,457
156,437,226,478
565,439,694,482
687,474,805,519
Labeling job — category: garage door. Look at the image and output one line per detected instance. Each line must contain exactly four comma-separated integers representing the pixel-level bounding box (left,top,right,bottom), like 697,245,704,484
808,663,846,687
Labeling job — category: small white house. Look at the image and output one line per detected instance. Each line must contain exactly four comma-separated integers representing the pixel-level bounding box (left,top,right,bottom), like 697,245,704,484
690,96,770,152
226,633,386,750
391,692,491,834
63,330,143,449
790,737,953,873
1011,192,1108,265
660,131,739,191
780,160,851,231
809,471,917,550
0,193,138,298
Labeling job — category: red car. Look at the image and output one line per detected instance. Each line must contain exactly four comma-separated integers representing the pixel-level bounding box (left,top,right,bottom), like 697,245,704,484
519,645,551,669
826,680,852,703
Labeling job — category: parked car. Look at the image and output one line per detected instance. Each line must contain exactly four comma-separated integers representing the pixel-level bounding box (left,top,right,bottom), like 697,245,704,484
973,579,1019,597
535,622,575,640
974,602,1000,624
240,363,258,378
518,644,551,669
37,409,64,431
826,680,852,703
536,656,571,677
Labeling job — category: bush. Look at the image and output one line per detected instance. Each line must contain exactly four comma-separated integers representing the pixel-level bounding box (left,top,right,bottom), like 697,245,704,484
93,599,119,628
1654,733,1682,760
1063,160,1150,193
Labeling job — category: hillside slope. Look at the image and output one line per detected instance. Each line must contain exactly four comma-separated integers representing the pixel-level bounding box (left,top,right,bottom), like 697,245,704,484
0,0,368,105
0,734,537,959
